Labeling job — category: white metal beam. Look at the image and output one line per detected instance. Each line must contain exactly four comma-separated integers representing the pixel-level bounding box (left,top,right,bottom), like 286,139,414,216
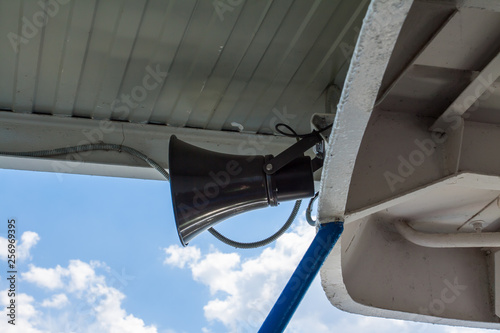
430,51,500,132
317,0,414,222
0,111,296,180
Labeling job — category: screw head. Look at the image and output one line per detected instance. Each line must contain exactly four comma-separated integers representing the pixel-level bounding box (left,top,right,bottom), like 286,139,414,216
471,220,484,233
266,164,273,171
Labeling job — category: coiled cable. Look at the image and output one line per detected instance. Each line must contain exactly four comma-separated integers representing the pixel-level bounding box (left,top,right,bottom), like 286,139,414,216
305,192,319,226
208,200,301,249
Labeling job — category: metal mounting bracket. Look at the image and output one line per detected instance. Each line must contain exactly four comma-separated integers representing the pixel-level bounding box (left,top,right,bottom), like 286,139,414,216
263,133,323,175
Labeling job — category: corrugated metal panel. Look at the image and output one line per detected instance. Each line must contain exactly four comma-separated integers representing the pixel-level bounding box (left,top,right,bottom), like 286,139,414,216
0,0,368,135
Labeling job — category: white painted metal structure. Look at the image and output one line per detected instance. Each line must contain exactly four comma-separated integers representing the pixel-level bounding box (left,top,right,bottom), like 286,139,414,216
2,0,500,329
319,0,500,329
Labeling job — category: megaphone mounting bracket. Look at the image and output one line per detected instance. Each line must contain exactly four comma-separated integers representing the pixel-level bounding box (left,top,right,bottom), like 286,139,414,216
263,132,323,175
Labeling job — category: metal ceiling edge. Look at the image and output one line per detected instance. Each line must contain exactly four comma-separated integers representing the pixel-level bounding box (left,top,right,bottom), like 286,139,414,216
0,111,296,180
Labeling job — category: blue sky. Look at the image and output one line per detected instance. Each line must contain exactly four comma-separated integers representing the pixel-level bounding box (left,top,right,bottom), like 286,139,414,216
0,168,494,332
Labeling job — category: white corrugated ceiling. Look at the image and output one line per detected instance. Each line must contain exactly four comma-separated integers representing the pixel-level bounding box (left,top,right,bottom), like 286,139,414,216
0,0,368,135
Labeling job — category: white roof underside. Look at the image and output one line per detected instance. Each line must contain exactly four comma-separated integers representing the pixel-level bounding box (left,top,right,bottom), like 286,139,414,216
0,0,368,135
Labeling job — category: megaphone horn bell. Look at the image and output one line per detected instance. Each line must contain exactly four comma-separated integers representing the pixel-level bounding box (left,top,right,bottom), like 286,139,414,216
168,135,315,246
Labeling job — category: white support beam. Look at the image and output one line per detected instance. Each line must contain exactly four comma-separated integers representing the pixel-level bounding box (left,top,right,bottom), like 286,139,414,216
317,0,414,222
0,111,295,180
430,51,500,132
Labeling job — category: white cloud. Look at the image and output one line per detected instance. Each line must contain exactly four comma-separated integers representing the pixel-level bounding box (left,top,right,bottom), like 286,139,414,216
164,245,201,268
0,231,40,261
444,328,492,333
22,264,67,290
192,251,240,296
164,219,315,332
92,286,157,333
0,229,166,333
316,315,493,333
18,231,40,260
0,289,44,333
66,259,102,292
322,316,415,333
12,260,158,333
41,293,68,308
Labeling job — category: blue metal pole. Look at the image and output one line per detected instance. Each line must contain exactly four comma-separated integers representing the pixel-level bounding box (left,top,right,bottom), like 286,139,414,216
258,221,344,333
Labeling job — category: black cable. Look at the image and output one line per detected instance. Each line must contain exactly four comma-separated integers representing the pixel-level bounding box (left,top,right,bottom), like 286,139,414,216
306,192,319,226
275,123,305,138
275,122,333,139
208,200,301,249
